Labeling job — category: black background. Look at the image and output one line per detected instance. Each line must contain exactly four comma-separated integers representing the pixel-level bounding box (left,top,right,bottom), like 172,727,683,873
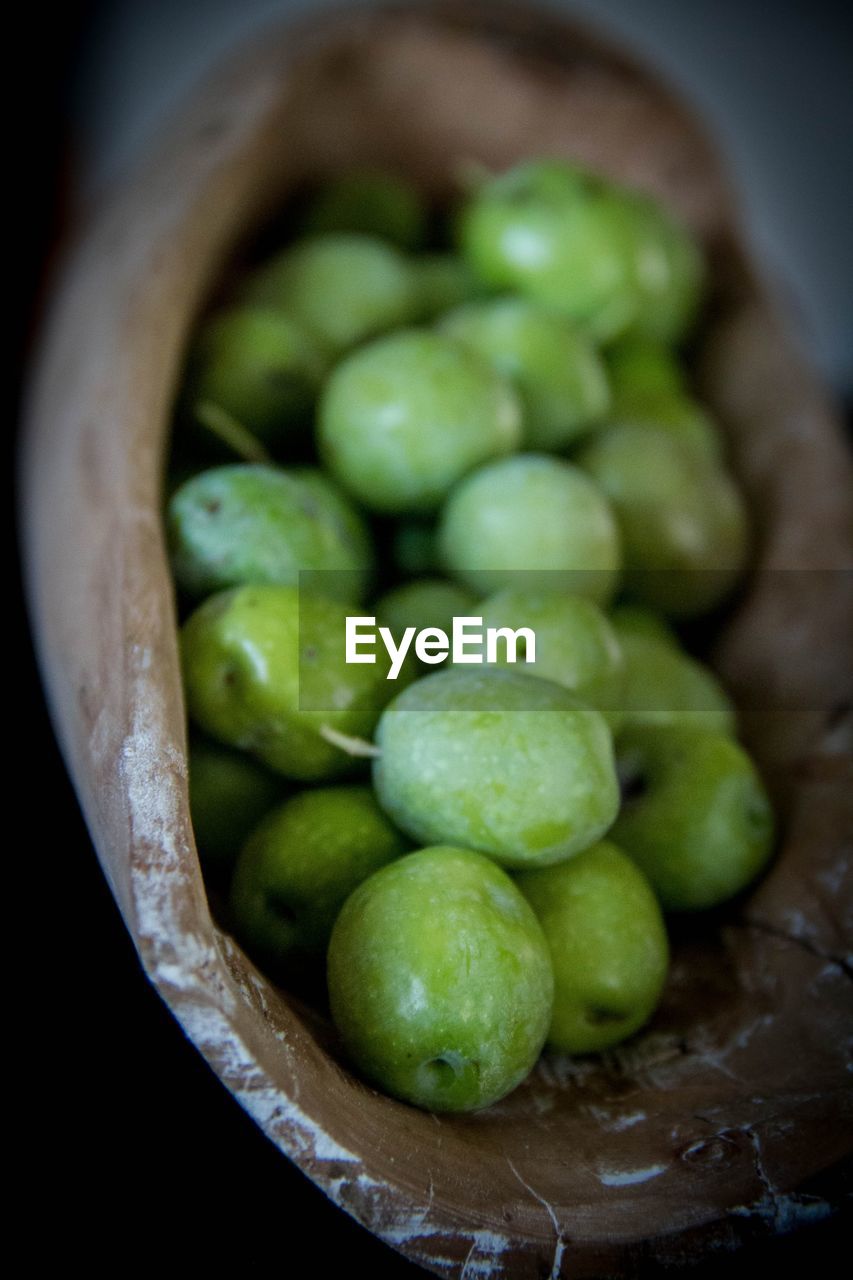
15,1,851,1271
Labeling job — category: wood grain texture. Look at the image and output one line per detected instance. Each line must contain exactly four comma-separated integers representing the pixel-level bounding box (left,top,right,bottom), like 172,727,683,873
21,3,853,1274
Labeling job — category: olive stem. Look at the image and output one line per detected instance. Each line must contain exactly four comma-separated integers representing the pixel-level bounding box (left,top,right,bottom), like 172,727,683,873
194,400,272,464
319,725,382,759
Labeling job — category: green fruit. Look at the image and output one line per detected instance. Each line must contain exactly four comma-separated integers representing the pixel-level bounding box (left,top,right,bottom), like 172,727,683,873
391,519,441,576
328,846,553,1111
181,585,397,780
437,454,622,603
605,332,720,458
479,589,624,719
230,786,408,962
577,424,748,617
299,171,427,248
188,739,281,868
318,330,522,513
610,603,678,648
616,632,736,734
613,726,775,910
517,841,669,1053
412,252,486,321
607,390,722,460
618,192,705,343
439,297,610,449
244,234,417,355
184,307,328,444
606,335,685,401
168,464,373,602
458,161,638,341
373,668,619,868
290,465,377,596
376,578,479,641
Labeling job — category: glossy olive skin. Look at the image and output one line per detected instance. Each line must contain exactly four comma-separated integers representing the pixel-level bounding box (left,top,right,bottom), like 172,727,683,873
605,335,686,401
459,159,705,345
318,330,522,514
244,233,418,355
188,738,282,869
479,589,625,720
604,332,722,460
615,631,736,735
291,466,377,595
577,424,748,617
613,726,775,911
328,846,554,1112
458,161,638,342
168,464,374,602
604,332,720,460
517,841,669,1053
230,785,408,963
181,585,398,780
183,306,328,444
606,391,722,461
299,171,427,248
440,297,610,449
437,453,622,603
615,191,705,344
373,668,620,868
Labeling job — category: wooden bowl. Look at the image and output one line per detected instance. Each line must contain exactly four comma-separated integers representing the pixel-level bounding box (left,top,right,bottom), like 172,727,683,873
21,2,853,1274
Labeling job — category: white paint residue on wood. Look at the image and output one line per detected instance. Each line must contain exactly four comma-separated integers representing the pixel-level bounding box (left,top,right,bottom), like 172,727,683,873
599,1164,668,1187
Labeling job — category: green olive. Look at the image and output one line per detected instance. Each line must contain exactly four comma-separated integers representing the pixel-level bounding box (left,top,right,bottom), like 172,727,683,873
181,584,398,780
577,424,748,617
439,297,610,449
318,330,522,513
517,841,669,1053
188,738,282,869
183,306,328,445
168,464,374,602
243,233,418,356
231,785,409,963
437,454,622,604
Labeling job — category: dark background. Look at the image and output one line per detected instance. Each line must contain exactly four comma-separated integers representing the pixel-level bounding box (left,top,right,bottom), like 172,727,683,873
17,0,852,1271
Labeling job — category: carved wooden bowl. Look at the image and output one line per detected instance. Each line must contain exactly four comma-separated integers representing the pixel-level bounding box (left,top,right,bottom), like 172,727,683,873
21,3,853,1274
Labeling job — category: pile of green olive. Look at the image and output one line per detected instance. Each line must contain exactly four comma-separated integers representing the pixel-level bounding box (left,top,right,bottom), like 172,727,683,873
168,161,775,1113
